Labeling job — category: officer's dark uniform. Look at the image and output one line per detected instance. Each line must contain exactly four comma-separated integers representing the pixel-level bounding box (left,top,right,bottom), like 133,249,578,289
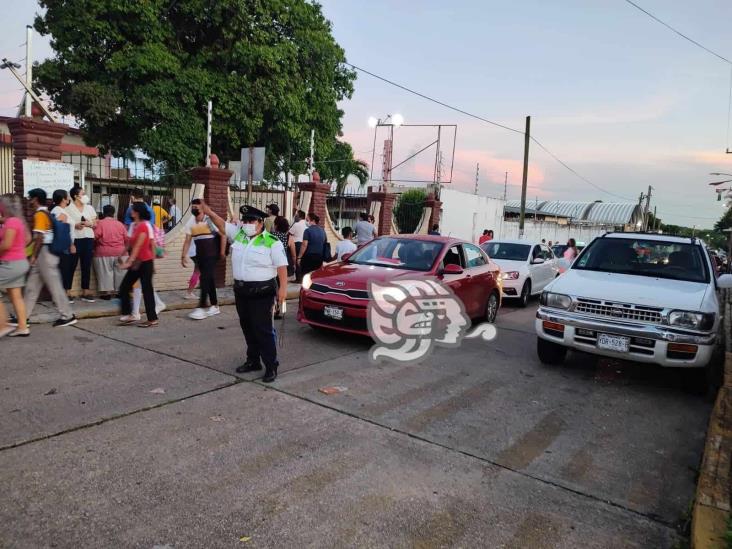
225,206,288,382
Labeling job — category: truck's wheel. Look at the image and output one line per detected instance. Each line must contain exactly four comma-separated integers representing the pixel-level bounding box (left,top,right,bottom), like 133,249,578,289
537,337,567,365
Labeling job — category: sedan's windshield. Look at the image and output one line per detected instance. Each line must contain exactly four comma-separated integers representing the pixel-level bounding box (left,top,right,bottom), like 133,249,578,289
482,242,530,261
573,238,709,283
348,238,443,271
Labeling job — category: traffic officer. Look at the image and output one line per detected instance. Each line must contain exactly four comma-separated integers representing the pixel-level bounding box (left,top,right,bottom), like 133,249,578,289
202,201,288,382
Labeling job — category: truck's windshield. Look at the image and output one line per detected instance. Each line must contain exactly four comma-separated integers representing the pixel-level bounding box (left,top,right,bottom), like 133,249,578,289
573,238,710,283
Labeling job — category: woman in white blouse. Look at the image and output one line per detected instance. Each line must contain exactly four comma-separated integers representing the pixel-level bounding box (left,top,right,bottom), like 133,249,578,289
65,185,98,303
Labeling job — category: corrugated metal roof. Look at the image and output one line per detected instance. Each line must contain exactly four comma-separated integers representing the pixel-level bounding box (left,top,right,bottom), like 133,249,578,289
539,201,595,219
503,199,639,225
585,202,640,224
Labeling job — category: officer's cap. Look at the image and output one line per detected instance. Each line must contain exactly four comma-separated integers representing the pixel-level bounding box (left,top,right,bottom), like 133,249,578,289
239,205,267,221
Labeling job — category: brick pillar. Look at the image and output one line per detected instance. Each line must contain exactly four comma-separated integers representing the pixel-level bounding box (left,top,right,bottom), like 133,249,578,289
297,171,330,226
425,193,442,231
7,118,68,197
192,155,233,288
367,190,397,235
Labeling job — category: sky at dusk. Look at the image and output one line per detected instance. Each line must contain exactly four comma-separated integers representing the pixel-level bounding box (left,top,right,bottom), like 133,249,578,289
2,1,732,227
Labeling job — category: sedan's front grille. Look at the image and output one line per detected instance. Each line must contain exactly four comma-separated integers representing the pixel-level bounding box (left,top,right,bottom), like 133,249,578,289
310,283,369,300
574,298,663,324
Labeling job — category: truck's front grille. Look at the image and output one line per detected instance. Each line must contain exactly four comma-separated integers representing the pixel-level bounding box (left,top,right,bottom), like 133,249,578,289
574,298,663,324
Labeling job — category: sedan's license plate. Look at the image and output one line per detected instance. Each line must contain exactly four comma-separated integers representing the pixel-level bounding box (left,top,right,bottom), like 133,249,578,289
323,305,344,320
597,333,630,353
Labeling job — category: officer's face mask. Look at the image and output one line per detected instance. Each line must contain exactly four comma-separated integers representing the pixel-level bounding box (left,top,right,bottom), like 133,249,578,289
242,223,258,237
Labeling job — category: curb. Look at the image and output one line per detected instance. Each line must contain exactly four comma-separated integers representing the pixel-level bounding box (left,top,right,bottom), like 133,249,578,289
692,289,732,548
25,286,302,324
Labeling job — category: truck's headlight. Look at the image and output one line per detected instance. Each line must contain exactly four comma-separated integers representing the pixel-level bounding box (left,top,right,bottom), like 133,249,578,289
302,273,313,290
501,271,520,280
540,292,571,310
668,310,714,330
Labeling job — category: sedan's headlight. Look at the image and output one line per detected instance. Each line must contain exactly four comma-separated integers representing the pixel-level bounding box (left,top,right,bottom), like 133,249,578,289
668,310,715,330
501,271,520,280
301,273,313,290
540,292,572,310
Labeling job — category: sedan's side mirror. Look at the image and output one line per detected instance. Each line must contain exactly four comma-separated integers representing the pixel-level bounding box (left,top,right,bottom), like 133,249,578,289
442,263,464,275
341,252,352,262
531,257,545,265
718,273,732,289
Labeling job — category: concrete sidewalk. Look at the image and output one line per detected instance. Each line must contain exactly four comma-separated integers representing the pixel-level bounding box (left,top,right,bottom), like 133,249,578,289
12,283,301,324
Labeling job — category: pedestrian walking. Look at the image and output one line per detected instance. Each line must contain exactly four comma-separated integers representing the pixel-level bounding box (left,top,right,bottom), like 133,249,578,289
264,203,279,233
204,201,288,382
564,238,579,261
298,213,327,275
124,188,156,227
23,188,77,327
93,205,128,300
50,189,75,302
152,200,170,230
271,215,291,319
334,226,357,261
118,203,159,327
65,185,97,302
354,212,377,245
0,194,31,337
182,199,224,320
168,198,182,228
478,229,492,245
288,209,307,281
184,239,199,300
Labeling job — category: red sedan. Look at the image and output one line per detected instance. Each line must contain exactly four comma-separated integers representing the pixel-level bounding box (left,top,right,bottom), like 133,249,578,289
297,235,502,336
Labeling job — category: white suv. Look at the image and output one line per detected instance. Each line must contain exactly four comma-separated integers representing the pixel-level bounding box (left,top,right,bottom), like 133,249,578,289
535,233,732,370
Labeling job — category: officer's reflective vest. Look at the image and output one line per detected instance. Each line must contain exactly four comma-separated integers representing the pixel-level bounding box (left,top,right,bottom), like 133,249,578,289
233,229,279,248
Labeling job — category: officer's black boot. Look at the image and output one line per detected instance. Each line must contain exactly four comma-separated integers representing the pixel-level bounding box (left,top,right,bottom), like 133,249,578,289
236,359,262,373
262,362,278,383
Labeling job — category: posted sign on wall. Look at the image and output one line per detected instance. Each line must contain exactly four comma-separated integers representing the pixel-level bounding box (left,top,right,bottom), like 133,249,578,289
22,159,75,196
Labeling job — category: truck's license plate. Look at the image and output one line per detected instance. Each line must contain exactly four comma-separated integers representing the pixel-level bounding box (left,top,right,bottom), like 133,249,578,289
324,305,344,320
597,333,630,353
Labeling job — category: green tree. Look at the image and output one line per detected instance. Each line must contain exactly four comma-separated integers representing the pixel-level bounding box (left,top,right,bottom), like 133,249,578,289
33,0,356,174
317,141,369,195
393,188,427,234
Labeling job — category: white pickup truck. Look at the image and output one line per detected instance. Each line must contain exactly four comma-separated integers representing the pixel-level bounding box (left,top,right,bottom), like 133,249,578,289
535,232,732,373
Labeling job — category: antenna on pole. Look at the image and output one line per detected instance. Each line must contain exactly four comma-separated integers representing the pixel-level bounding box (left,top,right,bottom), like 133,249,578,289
24,25,32,117
205,100,212,167
474,163,479,195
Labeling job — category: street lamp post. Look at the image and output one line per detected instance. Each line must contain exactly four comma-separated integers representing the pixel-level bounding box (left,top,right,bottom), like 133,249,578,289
368,113,403,190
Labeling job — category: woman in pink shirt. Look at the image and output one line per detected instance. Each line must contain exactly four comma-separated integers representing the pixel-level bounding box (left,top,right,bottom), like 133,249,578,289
0,194,31,337
93,204,129,300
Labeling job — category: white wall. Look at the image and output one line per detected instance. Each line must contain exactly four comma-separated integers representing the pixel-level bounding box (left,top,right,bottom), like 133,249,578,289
440,189,505,242
499,220,612,245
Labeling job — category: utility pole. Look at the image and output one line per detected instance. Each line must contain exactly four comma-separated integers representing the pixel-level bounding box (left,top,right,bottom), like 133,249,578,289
519,116,531,237
642,185,653,231
503,171,508,202
474,163,479,195
205,100,212,167
308,129,315,177
24,25,32,117
652,206,657,232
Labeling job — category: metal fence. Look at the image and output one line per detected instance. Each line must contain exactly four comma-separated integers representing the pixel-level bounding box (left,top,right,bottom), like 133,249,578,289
0,142,12,195
326,190,368,231
229,174,288,220
63,153,194,230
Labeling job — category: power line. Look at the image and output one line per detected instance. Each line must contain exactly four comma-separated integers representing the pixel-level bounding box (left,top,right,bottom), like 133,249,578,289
348,62,636,203
623,0,732,65
530,137,634,201
345,63,524,135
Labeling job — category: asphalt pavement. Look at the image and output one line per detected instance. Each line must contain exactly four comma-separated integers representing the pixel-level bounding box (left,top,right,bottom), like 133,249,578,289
0,298,710,548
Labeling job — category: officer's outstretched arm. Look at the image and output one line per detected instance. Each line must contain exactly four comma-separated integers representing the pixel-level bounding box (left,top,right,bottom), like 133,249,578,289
201,201,226,235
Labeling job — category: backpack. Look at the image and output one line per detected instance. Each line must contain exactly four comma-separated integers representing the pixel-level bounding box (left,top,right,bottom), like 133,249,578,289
149,223,166,258
43,211,72,256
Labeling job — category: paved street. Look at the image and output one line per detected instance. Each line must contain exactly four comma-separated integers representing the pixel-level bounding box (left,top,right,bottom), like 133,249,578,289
0,299,710,548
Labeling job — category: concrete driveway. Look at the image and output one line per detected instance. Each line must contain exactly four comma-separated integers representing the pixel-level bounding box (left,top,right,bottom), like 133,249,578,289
0,299,709,547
